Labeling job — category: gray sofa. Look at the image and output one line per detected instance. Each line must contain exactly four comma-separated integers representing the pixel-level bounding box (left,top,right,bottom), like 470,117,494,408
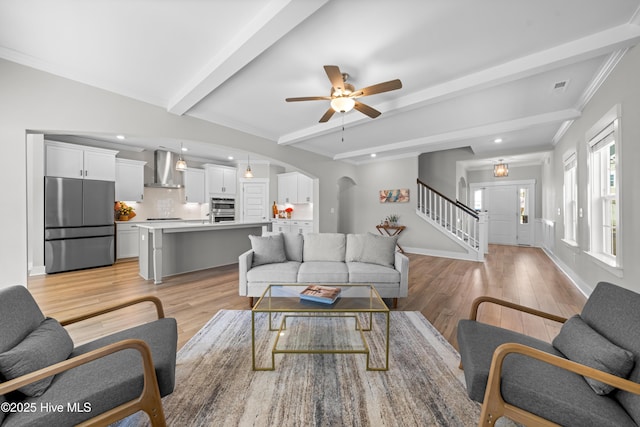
239,232,409,305
458,282,640,426
0,285,177,427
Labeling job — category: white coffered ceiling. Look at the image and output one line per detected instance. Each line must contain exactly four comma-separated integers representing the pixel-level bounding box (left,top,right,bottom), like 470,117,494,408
2,0,640,165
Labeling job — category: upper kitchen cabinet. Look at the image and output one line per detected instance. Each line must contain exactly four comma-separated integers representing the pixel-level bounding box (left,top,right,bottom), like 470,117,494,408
204,164,237,196
277,172,313,204
115,158,146,202
45,141,117,181
184,168,205,203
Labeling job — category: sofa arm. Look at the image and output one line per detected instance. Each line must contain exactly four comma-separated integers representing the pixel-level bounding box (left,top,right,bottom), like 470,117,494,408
394,251,409,298
238,249,254,296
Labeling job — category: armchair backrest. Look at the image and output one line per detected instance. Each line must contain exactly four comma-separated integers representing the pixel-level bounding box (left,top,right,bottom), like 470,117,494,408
0,286,46,353
581,281,640,425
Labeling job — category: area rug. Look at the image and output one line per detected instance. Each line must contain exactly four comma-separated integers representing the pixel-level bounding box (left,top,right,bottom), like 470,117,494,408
121,310,482,426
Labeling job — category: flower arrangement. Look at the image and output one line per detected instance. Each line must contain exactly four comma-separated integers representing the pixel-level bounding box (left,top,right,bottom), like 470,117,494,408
114,201,136,220
285,207,293,219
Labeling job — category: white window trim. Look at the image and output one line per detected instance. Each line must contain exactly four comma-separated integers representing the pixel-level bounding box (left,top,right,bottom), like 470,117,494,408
562,149,578,246
585,104,623,272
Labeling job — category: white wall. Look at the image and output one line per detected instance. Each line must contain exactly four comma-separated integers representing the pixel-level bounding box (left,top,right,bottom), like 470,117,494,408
549,45,640,295
0,58,357,288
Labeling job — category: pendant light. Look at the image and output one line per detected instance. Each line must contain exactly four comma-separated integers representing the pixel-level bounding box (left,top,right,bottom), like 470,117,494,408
493,160,508,177
175,143,187,171
244,154,253,178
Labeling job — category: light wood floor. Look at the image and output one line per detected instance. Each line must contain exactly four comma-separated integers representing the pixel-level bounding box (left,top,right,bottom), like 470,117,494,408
27,245,586,351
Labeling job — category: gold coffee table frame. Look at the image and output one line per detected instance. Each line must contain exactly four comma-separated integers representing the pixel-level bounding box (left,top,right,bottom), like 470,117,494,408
251,284,390,371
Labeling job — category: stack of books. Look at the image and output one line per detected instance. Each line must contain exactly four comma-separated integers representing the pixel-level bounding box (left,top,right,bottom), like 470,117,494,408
299,285,341,304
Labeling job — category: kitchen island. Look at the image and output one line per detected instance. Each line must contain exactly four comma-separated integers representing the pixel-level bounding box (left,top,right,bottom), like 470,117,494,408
138,221,271,284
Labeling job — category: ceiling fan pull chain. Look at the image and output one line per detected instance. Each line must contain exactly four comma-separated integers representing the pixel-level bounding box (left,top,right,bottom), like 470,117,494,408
341,114,345,143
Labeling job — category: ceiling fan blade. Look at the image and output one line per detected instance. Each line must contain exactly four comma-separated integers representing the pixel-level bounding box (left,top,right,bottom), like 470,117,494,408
354,101,381,119
324,65,345,91
286,96,332,102
319,107,336,123
351,79,402,98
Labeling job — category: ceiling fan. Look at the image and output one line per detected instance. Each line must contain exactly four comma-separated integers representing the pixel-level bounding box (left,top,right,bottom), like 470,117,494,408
285,65,402,123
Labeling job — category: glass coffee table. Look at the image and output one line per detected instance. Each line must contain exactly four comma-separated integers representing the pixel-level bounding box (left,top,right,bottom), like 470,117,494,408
251,284,390,371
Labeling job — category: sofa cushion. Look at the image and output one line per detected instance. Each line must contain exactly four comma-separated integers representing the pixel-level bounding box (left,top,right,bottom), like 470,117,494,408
347,262,400,283
2,318,178,427
346,233,397,267
247,261,301,283
249,234,287,266
0,317,74,397
0,286,46,353
263,231,303,262
579,282,640,425
303,233,346,262
553,315,635,395
297,262,348,283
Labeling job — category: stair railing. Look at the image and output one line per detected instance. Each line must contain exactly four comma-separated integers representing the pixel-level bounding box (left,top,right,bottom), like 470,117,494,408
416,179,486,257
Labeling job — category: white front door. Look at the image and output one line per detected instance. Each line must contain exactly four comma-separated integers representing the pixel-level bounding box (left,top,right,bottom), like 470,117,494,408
485,186,518,245
241,180,268,223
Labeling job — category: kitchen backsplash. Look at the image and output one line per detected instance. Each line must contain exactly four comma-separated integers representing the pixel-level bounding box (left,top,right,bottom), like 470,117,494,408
120,187,208,221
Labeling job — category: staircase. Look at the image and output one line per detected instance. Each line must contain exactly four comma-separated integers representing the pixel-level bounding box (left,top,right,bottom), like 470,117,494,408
416,179,487,261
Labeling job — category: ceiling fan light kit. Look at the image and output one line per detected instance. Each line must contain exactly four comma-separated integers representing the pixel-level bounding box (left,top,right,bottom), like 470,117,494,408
286,65,402,123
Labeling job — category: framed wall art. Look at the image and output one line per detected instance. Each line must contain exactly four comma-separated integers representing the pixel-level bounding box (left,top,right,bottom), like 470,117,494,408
379,188,409,203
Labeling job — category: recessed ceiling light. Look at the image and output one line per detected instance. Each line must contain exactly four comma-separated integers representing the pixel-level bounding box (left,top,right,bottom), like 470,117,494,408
228,156,234,160
181,146,188,152
370,153,377,158
494,138,503,143
116,135,125,140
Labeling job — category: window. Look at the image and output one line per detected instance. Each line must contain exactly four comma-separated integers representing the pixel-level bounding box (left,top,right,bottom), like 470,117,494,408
563,151,577,244
473,189,483,211
587,114,620,267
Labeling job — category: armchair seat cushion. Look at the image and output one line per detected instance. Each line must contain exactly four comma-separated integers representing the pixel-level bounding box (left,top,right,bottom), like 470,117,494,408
2,318,177,427
457,319,564,402
297,261,348,283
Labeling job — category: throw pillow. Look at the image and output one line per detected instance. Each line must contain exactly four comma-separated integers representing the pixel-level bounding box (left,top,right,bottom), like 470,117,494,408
262,231,303,262
346,233,397,267
0,317,74,397
249,234,287,266
303,233,346,262
552,314,635,395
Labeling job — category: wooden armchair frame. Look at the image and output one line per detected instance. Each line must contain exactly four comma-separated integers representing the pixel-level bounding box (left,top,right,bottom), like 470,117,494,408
0,296,168,427
466,296,640,427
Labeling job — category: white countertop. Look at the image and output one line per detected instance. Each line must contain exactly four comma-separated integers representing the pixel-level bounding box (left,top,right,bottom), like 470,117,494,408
136,221,271,233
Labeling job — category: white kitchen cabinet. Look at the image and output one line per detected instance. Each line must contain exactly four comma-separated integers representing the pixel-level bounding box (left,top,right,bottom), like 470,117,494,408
45,141,117,181
184,168,205,203
204,164,237,196
115,158,146,202
272,220,314,234
116,222,140,259
277,172,313,204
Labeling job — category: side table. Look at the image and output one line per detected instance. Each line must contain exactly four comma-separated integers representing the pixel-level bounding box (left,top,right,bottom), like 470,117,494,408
376,224,406,253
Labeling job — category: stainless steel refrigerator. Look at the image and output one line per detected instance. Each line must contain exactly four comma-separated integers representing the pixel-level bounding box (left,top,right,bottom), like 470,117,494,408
44,177,115,273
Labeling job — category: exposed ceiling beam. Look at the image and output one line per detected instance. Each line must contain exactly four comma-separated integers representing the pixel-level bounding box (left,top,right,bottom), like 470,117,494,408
332,109,582,161
167,0,329,116
279,23,640,146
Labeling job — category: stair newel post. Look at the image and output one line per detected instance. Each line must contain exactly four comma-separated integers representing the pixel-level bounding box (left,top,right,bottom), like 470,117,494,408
478,211,488,259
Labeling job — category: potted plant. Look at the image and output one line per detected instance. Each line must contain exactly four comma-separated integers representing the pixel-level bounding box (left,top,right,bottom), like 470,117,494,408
386,214,400,226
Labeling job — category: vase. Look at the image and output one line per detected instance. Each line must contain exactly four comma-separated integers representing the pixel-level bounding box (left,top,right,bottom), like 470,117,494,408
119,215,129,221
286,212,292,219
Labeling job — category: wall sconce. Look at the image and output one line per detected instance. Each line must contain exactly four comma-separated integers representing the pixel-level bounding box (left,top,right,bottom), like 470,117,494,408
494,161,509,177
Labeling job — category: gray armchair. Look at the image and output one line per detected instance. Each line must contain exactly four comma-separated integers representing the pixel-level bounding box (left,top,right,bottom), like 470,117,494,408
458,282,640,426
0,285,177,426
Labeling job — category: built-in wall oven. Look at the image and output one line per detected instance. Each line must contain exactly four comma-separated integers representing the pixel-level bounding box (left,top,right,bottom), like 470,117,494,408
210,197,236,222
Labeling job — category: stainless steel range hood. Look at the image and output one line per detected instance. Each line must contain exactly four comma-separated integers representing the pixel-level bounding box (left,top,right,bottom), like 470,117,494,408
145,150,184,188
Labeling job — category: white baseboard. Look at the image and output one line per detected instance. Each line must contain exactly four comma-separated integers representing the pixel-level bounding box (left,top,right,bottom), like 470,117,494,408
541,247,593,297
404,247,483,262
29,265,46,276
